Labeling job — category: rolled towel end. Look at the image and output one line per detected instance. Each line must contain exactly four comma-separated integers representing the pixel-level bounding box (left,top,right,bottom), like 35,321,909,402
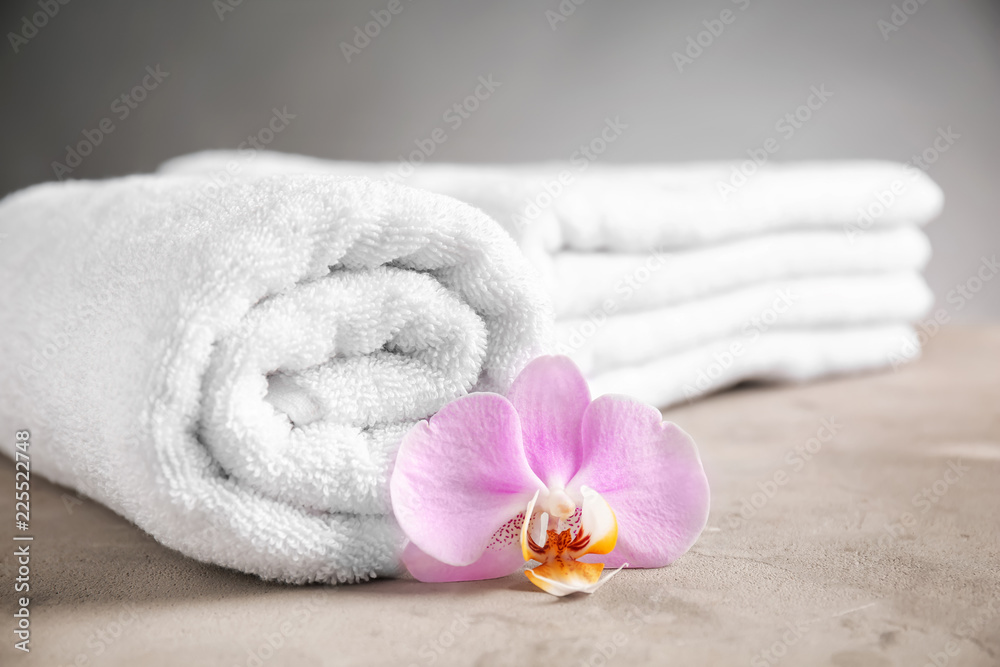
0,173,553,584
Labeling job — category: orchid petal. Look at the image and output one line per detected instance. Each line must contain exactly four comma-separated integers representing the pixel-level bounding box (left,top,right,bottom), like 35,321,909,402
568,486,618,558
534,562,626,598
525,560,604,596
506,355,591,489
402,540,524,583
390,392,544,567
520,490,545,562
572,395,710,569
524,560,630,597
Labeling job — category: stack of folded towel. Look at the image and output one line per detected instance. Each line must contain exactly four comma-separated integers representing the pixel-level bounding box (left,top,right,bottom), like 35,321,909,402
163,153,942,407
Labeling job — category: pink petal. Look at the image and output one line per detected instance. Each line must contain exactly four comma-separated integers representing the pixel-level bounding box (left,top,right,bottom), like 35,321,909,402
402,540,524,583
506,356,591,489
571,395,710,569
525,561,627,597
519,491,545,562
569,486,618,558
390,392,544,567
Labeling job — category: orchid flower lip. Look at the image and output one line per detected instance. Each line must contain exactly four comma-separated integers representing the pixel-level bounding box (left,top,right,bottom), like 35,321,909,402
536,513,549,547
517,483,623,595
528,561,629,598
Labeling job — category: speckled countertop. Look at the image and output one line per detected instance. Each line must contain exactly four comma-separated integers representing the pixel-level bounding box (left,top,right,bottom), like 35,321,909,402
3,327,997,667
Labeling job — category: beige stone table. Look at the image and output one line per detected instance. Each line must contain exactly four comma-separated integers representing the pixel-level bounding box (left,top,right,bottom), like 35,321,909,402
2,327,998,667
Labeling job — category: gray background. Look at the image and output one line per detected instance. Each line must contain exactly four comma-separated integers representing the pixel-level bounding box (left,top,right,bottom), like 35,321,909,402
1,0,997,321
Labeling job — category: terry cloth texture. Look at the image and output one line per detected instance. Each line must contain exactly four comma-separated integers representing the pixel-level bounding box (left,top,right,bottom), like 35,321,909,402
0,174,551,584
161,152,942,406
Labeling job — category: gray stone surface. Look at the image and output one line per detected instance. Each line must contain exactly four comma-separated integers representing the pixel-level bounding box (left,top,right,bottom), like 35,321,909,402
2,326,998,666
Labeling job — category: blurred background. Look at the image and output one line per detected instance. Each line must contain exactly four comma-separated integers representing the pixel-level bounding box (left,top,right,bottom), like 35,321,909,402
1,0,997,321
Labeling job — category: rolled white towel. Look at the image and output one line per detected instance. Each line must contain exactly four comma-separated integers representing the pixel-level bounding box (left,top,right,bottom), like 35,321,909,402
0,174,551,584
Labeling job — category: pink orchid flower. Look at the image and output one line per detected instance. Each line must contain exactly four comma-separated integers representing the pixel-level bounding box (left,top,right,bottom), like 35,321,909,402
389,355,710,596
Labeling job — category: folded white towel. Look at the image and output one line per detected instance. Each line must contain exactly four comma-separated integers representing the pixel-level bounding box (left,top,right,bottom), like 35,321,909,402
559,272,932,378
0,174,551,584
524,162,941,252
589,324,919,408
159,152,944,253
550,226,931,318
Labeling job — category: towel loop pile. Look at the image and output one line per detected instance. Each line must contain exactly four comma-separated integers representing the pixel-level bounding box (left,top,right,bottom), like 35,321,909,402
0,174,550,583
163,153,942,407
